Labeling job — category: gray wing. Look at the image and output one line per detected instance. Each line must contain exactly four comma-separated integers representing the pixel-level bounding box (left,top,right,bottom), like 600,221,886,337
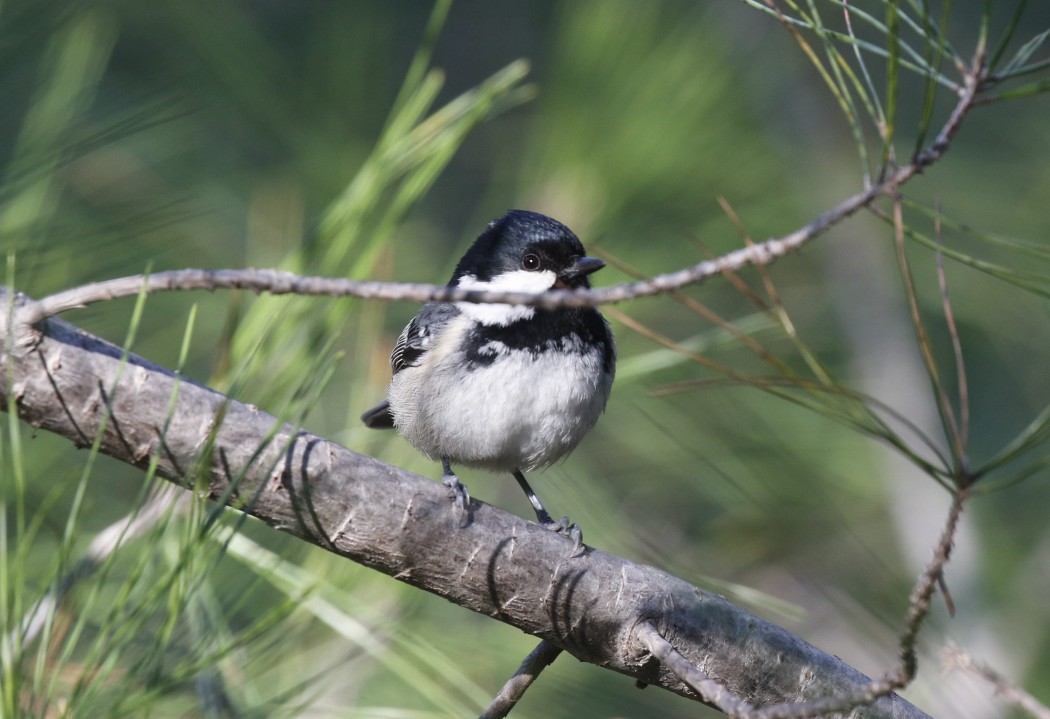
361,302,460,430
390,302,460,375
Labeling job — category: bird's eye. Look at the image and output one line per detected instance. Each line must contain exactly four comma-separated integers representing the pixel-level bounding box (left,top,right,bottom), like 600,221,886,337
522,253,541,271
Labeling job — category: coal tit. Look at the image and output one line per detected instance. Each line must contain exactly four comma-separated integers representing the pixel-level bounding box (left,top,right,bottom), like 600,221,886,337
361,210,615,553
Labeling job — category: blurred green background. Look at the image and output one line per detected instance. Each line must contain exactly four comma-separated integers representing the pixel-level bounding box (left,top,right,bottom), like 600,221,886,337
4,1,1050,717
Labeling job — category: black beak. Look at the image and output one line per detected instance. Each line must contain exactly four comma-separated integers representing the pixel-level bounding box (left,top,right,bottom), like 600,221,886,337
571,255,604,277
557,256,605,289
569,256,605,277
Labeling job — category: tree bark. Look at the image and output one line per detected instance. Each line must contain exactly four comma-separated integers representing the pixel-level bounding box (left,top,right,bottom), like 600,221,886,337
0,287,931,718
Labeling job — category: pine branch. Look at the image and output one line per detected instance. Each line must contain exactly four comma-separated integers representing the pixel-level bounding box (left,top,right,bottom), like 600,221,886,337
0,287,931,718
13,54,985,329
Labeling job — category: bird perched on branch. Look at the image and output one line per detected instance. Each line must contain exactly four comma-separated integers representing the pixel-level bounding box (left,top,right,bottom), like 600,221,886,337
361,210,615,555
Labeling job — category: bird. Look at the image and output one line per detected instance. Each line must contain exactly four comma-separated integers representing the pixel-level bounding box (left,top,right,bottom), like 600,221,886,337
361,209,615,555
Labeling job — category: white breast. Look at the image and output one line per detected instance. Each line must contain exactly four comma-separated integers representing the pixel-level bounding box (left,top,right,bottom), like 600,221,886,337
388,315,612,472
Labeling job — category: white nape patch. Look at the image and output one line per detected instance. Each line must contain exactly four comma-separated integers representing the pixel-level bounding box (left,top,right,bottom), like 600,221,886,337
455,270,556,326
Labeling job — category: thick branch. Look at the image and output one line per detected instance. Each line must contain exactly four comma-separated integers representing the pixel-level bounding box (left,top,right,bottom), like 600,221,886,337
0,287,929,717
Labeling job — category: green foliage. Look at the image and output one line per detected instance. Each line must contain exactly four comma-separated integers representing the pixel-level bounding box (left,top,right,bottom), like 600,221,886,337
3,1,1050,717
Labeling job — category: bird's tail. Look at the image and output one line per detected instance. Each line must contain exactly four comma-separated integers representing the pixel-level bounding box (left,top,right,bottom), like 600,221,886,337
360,400,396,429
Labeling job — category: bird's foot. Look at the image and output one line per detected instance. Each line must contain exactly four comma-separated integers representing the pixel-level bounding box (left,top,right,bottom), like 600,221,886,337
543,516,585,558
512,470,586,557
442,471,471,526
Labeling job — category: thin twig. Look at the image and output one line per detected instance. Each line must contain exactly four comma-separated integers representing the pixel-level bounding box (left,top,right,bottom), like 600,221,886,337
942,644,1050,719
478,639,563,719
598,240,789,377
890,487,968,684
635,621,751,716
716,195,835,386
14,63,985,327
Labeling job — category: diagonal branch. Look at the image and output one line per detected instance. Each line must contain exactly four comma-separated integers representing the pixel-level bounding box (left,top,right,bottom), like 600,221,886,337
0,289,932,718
942,644,1050,719
636,482,967,719
479,640,563,719
15,59,986,327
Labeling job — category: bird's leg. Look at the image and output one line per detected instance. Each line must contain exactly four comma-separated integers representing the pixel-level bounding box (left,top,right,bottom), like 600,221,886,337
512,469,554,525
512,469,584,557
441,457,471,519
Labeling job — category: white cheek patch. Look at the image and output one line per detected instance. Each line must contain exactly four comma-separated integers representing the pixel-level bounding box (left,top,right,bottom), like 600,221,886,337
455,270,556,326
458,270,558,293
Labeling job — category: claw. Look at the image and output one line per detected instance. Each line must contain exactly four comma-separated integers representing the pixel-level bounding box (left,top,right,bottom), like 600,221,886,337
441,458,471,527
442,472,471,512
543,516,586,558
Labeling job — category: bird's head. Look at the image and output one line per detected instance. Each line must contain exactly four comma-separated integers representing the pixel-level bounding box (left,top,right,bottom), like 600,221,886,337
452,210,605,293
